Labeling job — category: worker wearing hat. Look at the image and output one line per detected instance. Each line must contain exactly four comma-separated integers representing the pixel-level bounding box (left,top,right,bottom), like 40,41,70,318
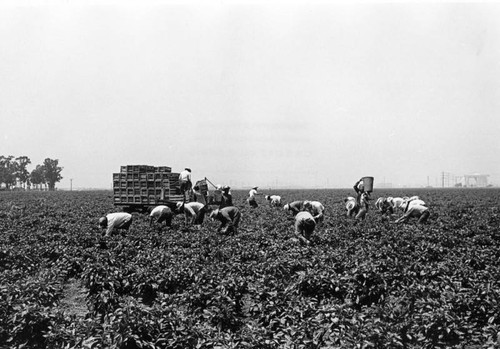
248,186,259,208
209,206,241,235
179,168,192,202
99,212,133,237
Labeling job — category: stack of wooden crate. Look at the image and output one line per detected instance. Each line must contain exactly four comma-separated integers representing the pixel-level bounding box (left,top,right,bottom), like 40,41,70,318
113,165,183,205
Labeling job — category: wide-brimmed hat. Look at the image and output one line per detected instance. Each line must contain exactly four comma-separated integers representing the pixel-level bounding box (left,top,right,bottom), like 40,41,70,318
252,186,258,190
185,168,191,172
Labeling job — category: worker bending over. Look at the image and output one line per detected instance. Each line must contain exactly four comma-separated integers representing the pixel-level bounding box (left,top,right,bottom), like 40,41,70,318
294,211,316,245
210,206,241,235
149,205,173,228
99,212,133,237
265,195,282,207
176,201,207,226
394,204,430,224
304,200,325,224
284,201,306,216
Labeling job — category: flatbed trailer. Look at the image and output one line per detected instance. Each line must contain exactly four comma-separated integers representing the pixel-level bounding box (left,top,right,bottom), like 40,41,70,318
112,165,221,212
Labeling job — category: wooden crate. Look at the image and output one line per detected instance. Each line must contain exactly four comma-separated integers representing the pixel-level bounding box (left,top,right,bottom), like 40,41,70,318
156,166,172,173
168,194,184,202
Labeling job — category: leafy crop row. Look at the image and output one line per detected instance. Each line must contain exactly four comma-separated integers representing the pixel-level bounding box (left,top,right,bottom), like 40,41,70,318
1,189,499,348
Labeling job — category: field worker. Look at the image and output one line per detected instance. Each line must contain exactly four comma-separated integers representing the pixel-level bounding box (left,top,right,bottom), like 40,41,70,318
220,186,233,208
394,204,430,224
401,197,426,213
99,212,133,237
265,195,282,207
284,200,306,216
294,211,316,245
192,185,207,205
344,197,359,217
149,205,173,228
375,197,394,215
353,178,368,206
387,197,405,211
248,186,259,208
210,206,241,235
355,192,371,220
304,200,325,224
176,201,207,226
179,168,192,201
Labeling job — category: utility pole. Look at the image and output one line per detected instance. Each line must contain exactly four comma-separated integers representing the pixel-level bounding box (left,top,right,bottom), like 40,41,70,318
70,178,73,191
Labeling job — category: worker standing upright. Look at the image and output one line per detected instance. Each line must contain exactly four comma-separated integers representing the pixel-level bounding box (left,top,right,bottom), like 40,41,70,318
179,168,192,202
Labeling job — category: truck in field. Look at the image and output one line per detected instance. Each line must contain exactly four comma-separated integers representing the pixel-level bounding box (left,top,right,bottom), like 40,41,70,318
112,165,220,212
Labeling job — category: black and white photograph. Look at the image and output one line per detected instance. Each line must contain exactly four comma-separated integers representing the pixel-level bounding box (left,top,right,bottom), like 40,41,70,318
1,0,500,347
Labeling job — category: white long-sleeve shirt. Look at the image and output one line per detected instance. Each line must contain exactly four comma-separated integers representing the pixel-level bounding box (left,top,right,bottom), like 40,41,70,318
105,212,132,236
150,205,170,219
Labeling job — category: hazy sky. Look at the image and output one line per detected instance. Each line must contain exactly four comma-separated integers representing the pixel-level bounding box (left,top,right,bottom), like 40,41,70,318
1,0,499,189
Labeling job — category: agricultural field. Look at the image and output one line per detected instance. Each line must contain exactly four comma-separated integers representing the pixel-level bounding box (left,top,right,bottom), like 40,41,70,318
1,188,500,349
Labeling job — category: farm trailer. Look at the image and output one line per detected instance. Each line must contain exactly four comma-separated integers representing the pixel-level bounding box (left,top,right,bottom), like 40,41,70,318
112,165,220,212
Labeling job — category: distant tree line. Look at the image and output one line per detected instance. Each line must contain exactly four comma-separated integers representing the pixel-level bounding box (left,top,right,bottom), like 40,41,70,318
0,156,63,191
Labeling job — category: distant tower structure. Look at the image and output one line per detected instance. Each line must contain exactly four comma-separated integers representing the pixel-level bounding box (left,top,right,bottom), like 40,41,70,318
464,174,489,187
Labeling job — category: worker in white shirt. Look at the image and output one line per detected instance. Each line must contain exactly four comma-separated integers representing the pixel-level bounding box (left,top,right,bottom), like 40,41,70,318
99,212,133,237
394,204,430,224
265,195,282,207
179,168,192,201
401,197,426,213
387,197,405,211
303,200,325,224
149,205,173,228
176,201,207,226
248,186,259,208
294,211,316,245
210,206,241,235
